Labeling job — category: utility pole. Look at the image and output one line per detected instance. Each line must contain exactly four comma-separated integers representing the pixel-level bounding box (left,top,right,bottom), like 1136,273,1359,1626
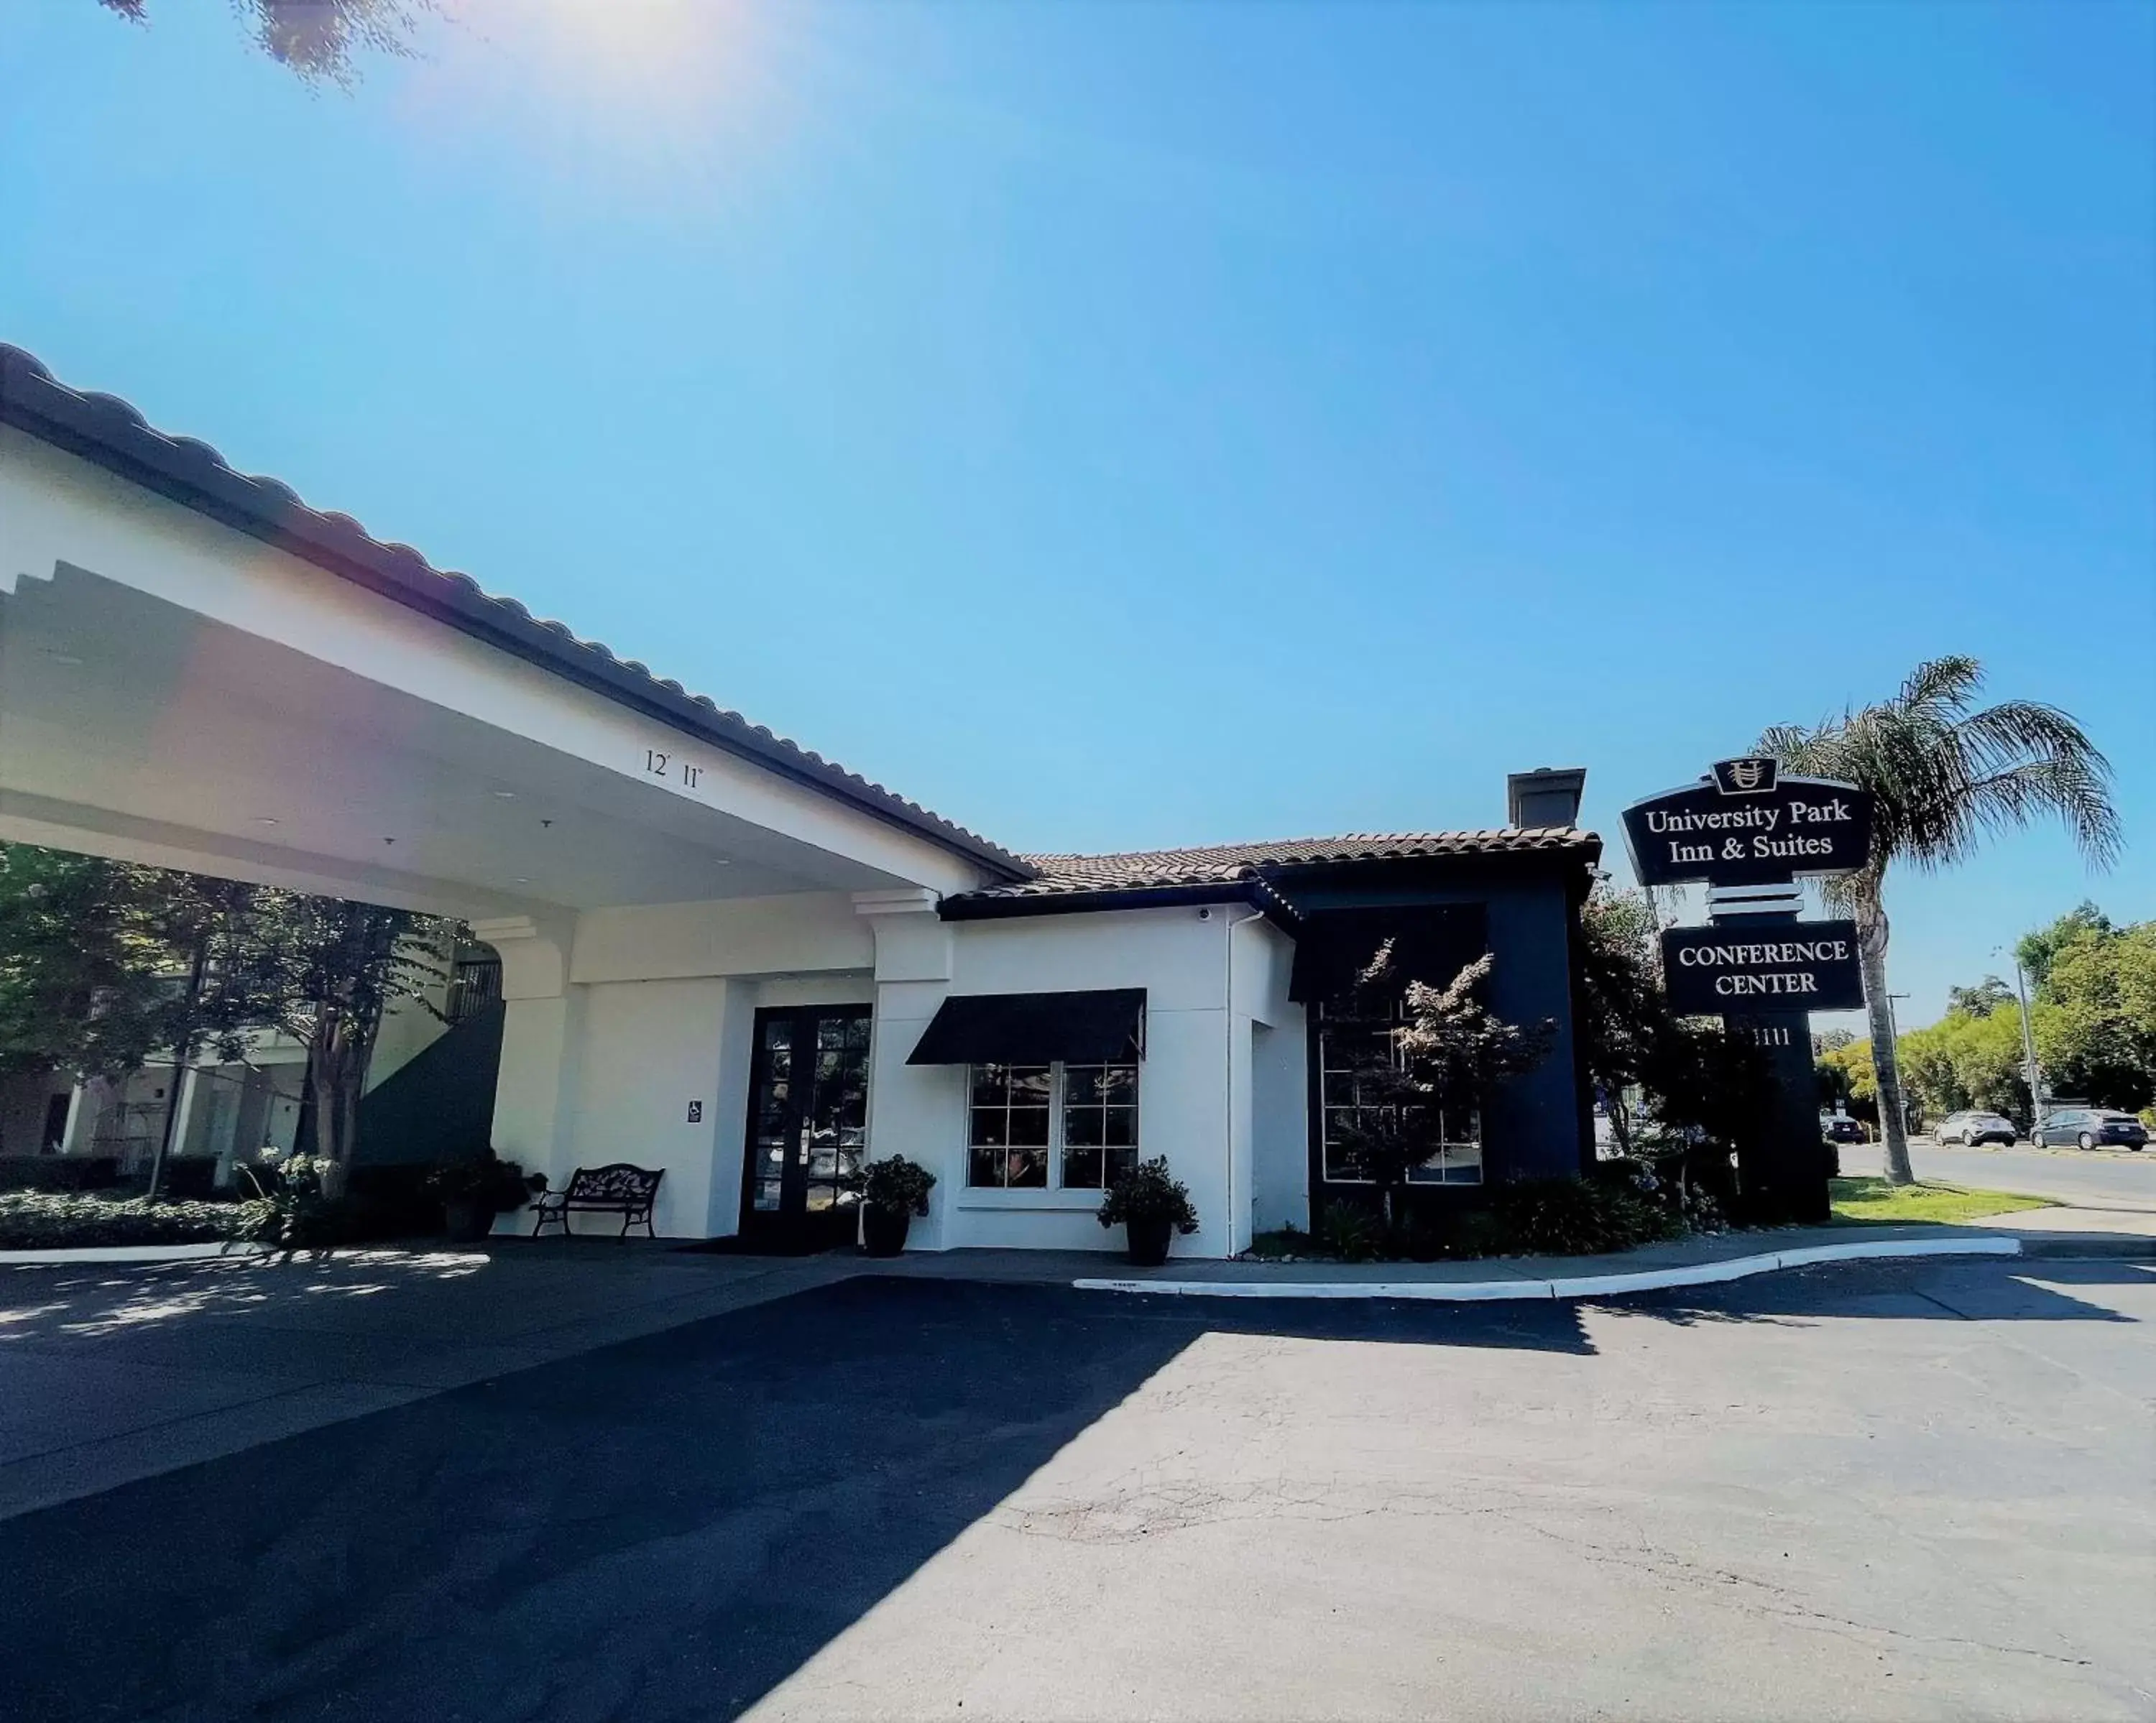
1996,946,2045,1132
1885,992,1912,1137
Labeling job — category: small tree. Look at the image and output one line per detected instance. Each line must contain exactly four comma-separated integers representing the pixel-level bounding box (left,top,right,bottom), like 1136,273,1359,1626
1575,885,1666,1157
205,893,455,1196
1331,946,1554,1235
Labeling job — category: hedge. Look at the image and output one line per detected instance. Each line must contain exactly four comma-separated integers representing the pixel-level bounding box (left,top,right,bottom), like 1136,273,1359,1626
0,1192,265,1251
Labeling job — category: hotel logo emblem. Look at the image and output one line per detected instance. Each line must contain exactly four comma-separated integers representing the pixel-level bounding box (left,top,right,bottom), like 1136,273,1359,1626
1713,757,1778,796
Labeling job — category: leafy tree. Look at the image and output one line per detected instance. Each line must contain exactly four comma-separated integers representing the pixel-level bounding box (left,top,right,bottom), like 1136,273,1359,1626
1818,1037,1879,1124
202,892,455,1196
1575,883,1778,1197
0,845,179,1082
1897,1007,2031,1124
93,0,431,86
2017,901,2114,992
1758,657,2119,1184
2034,920,2156,1112
1945,976,2015,1019
1574,885,1664,1155
1331,947,1554,1234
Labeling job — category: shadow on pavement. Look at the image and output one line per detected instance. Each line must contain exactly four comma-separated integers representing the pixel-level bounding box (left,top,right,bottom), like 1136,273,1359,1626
0,1275,1588,1723
1589,1255,2152,1327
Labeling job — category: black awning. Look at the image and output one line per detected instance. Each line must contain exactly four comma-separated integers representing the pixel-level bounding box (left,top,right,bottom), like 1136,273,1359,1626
906,989,1147,1066
1287,905,1488,1004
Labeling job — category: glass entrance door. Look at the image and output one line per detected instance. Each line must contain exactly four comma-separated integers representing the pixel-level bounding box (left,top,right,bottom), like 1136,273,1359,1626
739,1005,872,1249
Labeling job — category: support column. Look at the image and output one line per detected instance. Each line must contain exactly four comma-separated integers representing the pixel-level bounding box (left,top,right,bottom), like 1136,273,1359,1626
471,915,583,1198
854,890,955,1251
58,1077,116,1156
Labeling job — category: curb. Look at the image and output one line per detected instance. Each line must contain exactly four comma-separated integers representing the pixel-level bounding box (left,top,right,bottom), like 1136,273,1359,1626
0,1241,240,1267
1073,1235,2024,1302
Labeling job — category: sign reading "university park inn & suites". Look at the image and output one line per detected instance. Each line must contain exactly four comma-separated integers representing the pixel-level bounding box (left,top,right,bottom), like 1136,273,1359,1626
1621,757,1874,889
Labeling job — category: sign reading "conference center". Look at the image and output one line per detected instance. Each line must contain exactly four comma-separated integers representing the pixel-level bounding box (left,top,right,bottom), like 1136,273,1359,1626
1621,757,1874,888
1659,921,1866,1015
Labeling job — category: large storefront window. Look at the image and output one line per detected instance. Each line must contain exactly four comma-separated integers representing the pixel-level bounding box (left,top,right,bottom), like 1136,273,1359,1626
1317,1002,1482,1186
969,1061,1139,1190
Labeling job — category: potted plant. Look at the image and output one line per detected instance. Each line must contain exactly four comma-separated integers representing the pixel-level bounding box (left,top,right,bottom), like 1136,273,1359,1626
1099,1156,1199,1267
849,1155,936,1250
426,1151,540,1244
856,1155,936,1257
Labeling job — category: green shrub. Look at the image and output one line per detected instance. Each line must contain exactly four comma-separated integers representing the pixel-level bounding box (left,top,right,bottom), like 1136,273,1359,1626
1099,1157,1199,1234
857,1155,936,1216
0,1191,263,1251
425,1151,540,1214
0,1156,122,1193
1316,1202,1384,1262
1483,1176,1685,1256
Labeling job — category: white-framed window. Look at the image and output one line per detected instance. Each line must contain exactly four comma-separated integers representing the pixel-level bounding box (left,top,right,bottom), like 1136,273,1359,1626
1317,1002,1482,1186
969,1061,1140,1190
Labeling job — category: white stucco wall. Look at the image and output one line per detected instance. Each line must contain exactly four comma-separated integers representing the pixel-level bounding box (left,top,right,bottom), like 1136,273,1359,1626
556,976,735,1239
866,905,1258,1260
482,895,1304,1254
571,894,872,985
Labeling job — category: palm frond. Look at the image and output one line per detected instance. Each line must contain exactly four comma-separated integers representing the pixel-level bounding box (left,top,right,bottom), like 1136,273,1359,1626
1752,656,2117,879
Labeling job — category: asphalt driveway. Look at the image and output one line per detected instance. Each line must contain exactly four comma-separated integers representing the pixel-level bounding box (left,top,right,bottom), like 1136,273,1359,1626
1,1258,2150,1722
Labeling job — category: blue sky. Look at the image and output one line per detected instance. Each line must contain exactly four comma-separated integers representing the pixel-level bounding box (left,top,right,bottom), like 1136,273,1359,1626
3,0,2150,1027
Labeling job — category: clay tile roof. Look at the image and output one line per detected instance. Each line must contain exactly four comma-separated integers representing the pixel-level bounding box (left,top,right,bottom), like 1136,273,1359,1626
0,343,1030,880
956,828,1600,902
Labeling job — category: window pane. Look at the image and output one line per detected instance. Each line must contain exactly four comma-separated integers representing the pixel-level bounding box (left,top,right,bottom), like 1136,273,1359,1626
1102,1106,1136,1147
1007,1147,1048,1188
973,1109,1008,1147
1102,1066,1138,1107
1008,1107,1050,1147
969,1144,1003,1188
1065,1107,1103,1147
1062,1144,1103,1190
1010,1066,1052,1103
1105,1142,1138,1186
972,1065,1008,1108
1064,1065,1102,1107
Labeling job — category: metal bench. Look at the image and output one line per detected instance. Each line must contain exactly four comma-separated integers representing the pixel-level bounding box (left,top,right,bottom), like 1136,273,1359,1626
529,1163,665,1239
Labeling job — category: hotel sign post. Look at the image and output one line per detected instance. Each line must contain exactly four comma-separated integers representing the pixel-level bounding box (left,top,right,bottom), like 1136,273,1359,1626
1623,759,1874,1224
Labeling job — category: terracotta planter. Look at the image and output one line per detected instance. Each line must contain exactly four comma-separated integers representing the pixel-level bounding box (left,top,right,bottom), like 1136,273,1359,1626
861,1204,912,1257
1125,1215,1174,1267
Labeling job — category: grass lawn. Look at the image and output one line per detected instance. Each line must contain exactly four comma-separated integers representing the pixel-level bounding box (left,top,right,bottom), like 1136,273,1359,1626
1829,1175,2055,1226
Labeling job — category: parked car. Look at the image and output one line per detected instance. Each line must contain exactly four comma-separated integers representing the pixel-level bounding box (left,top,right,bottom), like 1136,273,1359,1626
1934,1109,2017,1147
1820,1116,1867,1145
2036,1109,2149,1151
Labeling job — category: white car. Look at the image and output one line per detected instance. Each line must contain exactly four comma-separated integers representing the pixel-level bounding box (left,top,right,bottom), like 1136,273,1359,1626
1934,1110,2017,1147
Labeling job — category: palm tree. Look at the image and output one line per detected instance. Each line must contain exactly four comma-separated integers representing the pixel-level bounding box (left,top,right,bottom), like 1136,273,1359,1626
1759,657,2118,1184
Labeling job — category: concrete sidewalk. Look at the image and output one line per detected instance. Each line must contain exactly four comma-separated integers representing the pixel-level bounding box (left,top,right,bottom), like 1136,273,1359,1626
873,1214,2155,1295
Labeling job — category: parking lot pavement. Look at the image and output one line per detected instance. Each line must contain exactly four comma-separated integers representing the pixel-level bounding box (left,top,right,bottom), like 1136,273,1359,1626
0,1244,853,1520
1,1258,2150,1722
1843,1137,2156,1210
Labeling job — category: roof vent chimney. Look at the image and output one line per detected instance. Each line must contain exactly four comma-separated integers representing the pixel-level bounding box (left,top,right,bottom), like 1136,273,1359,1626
1507,767,1586,830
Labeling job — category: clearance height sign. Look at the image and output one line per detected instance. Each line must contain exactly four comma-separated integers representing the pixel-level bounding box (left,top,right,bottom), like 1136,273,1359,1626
1661,922,1865,1015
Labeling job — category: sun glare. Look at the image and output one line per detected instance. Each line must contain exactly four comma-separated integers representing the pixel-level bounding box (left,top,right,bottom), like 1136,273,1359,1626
400,0,781,185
